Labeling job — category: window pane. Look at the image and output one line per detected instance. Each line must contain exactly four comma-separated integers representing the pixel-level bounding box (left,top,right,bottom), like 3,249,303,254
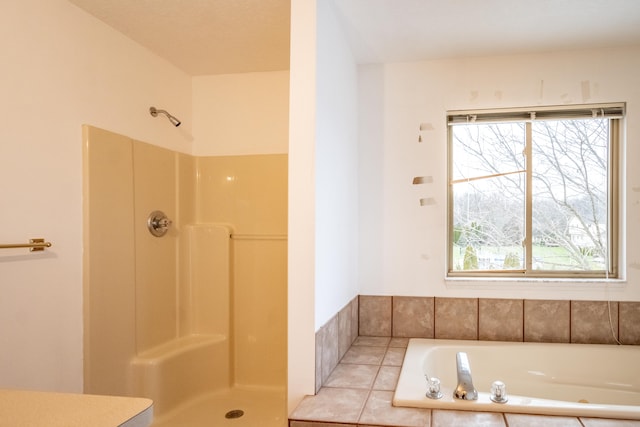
452,123,525,181
531,119,608,271
452,177,525,271
451,122,525,272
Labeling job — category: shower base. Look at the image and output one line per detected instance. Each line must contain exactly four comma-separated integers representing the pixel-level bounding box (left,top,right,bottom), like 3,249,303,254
151,386,286,427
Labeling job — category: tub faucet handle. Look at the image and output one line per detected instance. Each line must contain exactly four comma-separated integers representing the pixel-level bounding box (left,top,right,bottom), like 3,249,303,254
425,375,443,399
490,380,508,403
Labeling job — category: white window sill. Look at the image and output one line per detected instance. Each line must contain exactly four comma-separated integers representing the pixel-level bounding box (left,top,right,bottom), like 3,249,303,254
445,276,626,290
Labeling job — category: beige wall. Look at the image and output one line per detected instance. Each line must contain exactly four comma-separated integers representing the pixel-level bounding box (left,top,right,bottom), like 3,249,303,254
193,72,290,156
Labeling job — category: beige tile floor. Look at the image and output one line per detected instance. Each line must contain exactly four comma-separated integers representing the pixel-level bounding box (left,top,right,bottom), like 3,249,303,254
289,337,640,427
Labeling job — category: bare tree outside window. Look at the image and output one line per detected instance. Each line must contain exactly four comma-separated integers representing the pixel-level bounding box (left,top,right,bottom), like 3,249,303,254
451,122,526,271
531,119,608,271
448,105,620,278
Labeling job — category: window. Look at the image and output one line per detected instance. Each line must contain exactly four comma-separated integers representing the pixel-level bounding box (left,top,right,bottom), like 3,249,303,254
447,103,623,278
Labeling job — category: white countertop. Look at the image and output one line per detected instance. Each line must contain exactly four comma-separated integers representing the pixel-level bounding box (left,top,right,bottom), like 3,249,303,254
0,389,153,427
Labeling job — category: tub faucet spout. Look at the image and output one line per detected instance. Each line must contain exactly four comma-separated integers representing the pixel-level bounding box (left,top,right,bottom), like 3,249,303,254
454,352,478,400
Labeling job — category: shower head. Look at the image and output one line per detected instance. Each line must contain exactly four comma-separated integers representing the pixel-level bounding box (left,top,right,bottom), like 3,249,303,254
149,106,181,127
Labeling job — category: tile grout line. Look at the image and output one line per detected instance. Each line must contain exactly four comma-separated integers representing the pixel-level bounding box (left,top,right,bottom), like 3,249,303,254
432,297,437,339
522,299,527,342
616,301,621,344
475,297,480,340
569,300,573,344
390,295,394,338
520,299,524,342
355,341,387,425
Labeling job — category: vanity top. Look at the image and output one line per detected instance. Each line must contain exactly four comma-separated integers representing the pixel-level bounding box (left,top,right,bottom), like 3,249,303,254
0,389,153,427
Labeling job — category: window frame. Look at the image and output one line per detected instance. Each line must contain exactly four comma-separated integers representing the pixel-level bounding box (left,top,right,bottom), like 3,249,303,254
446,103,623,279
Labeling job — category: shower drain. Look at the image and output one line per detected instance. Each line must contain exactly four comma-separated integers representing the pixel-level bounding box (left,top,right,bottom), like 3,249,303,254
225,409,245,419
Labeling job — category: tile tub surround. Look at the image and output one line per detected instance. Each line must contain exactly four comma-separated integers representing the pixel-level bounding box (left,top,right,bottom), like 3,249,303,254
315,297,639,392
359,296,640,345
300,296,640,426
316,297,359,392
290,337,640,427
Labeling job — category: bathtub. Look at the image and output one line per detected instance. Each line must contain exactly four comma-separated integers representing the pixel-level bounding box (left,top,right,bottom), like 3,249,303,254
130,334,230,419
394,339,640,420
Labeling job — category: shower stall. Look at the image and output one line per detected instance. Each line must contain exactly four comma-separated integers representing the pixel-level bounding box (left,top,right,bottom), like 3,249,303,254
82,125,287,426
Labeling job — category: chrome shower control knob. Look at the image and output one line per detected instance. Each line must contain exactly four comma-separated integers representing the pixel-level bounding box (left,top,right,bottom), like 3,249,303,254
490,380,508,403
147,210,172,237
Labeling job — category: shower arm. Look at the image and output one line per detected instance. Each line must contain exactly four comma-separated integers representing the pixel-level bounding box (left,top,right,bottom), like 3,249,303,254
149,106,181,127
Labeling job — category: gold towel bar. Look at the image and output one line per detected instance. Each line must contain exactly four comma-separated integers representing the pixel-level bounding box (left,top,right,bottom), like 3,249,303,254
0,238,52,252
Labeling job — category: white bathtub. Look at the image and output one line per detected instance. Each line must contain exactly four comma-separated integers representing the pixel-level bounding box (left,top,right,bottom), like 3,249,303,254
130,334,230,419
394,339,640,420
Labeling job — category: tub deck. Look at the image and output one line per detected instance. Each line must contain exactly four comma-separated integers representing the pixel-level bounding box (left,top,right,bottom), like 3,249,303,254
289,337,640,427
394,339,640,420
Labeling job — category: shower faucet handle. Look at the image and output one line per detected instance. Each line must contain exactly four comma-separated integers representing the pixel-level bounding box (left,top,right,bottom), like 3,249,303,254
156,217,172,227
147,210,172,237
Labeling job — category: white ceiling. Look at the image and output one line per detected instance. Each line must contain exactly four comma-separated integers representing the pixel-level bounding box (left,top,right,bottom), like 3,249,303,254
332,0,640,64
68,0,640,76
